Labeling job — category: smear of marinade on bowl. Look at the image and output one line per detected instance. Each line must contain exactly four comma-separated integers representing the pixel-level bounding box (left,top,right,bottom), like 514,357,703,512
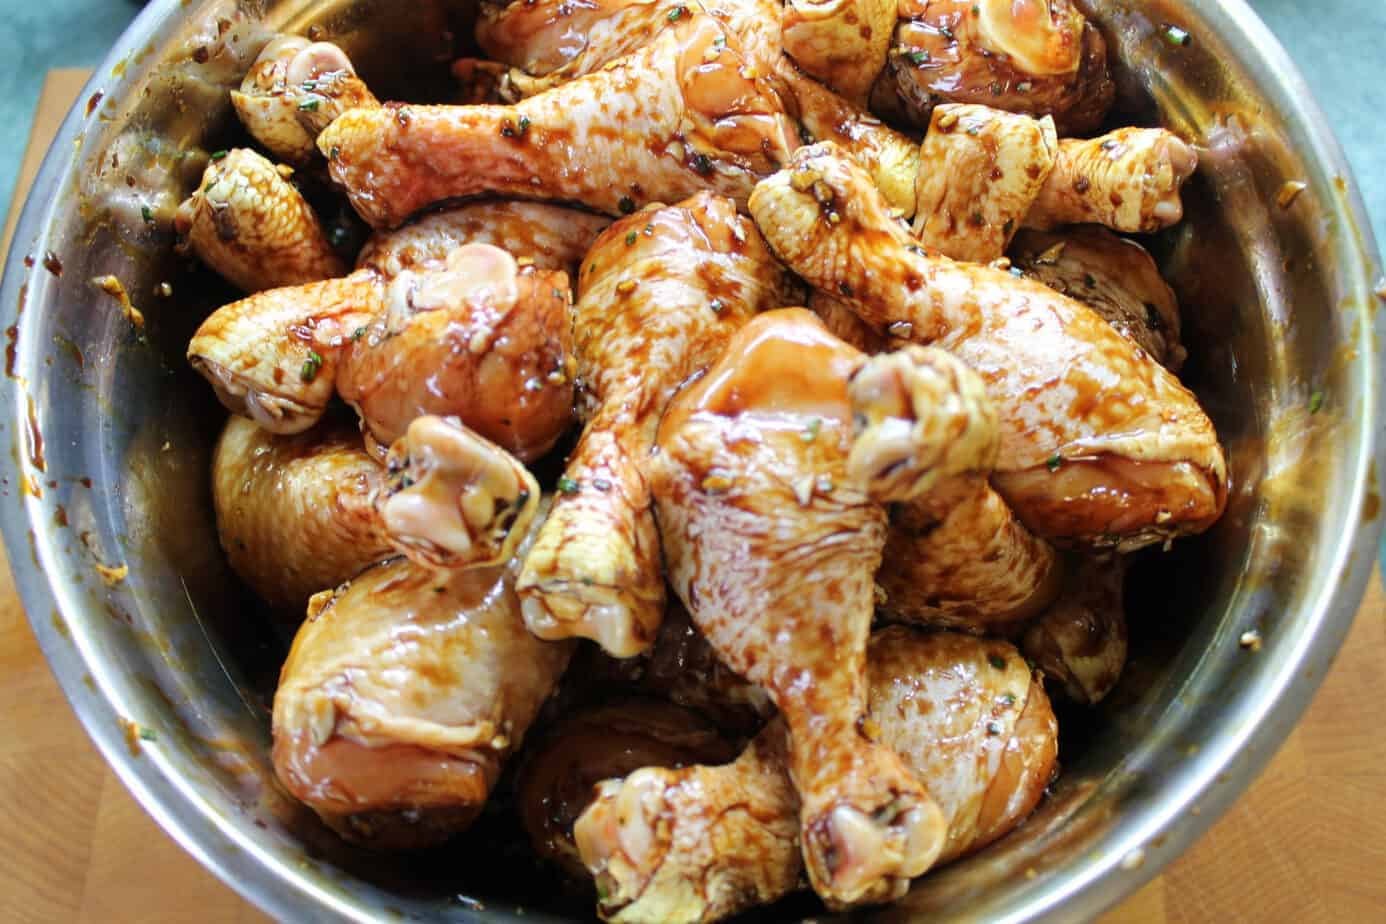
178,4,1219,919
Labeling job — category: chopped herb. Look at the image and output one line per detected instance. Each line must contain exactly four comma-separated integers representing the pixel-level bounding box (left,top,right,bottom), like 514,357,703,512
986,720,1003,736
329,145,341,160
988,653,1007,670
518,115,531,135
1163,24,1191,47
298,98,320,112
618,195,636,214
708,298,725,315
1002,218,1015,236
801,418,822,442
625,230,638,246
990,81,1003,96
907,49,929,66
557,476,581,495
667,5,686,21
1083,273,1097,287
141,205,153,223
999,692,1017,706
690,152,713,175
966,124,981,137
210,149,228,161
1015,81,1032,93
643,224,654,236
1046,454,1062,472
300,350,324,383
1309,390,1324,414
351,326,367,341
970,211,985,227
139,727,158,742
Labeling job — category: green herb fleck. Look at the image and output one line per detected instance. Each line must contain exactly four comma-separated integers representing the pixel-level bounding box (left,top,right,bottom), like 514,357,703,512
999,692,1016,706
518,115,531,135
690,152,713,175
329,145,341,160
1046,454,1062,472
300,350,324,383
708,298,725,315
557,476,581,495
210,149,228,161
801,418,822,442
139,727,158,741
1309,390,1324,414
988,654,1007,670
667,5,686,21
1084,273,1097,287
298,98,320,112
352,326,367,341
1163,24,1191,47
625,230,638,246
141,205,153,223
618,195,636,214
907,49,929,66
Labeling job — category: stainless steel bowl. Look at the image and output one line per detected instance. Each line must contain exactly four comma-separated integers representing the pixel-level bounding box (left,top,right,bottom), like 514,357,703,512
2,0,1382,920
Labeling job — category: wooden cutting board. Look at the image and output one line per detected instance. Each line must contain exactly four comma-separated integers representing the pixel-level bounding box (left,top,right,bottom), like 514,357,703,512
3,70,1384,924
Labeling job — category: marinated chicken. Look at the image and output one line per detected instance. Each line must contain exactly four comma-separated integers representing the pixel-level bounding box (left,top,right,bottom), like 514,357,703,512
651,310,996,905
1011,226,1186,370
272,519,573,849
782,0,895,105
337,243,575,462
318,15,798,226
912,104,1058,263
356,200,610,280
750,143,1227,550
517,193,797,657
515,699,739,880
574,628,1057,923
212,415,391,612
887,0,1114,135
175,147,346,292
178,13,1232,917
232,37,378,163
1023,553,1129,705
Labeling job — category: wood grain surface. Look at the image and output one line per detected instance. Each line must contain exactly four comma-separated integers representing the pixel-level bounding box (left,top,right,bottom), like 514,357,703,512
2,70,1384,924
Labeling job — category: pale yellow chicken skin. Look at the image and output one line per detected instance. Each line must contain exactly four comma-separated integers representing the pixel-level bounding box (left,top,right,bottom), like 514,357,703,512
782,0,896,106
749,143,1228,550
650,309,998,907
356,200,610,281
212,415,391,612
517,193,797,657
272,521,573,850
575,628,1058,924
337,243,575,463
887,0,1114,135
317,15,798,226
515,699,740,880
175,148,346,293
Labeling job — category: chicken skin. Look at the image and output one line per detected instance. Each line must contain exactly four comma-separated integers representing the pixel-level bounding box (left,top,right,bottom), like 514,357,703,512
337,243,575,462
175,148,346,293
887,0,1114,136
912,105,1057,264
1010,226,1186,371
212,415,391,612
782,0,896,106
356,200,610,281
515,699,739,880
188,271,381,434
272,518,573,850
517,193,796,657
650,309,997,906
318,15,799,226
749,143,1227,550
575,629,1057,923
1022,553,1128,704
1028,129,1199,234
232,36,378,163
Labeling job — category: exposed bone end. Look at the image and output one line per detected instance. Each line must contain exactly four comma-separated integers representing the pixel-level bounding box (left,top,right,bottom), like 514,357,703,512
285,40,357,86
378,415,540,571
803,790,947,908
975,0,1085,76
847,345,999,503
575,774,680,921
517,581,660,659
